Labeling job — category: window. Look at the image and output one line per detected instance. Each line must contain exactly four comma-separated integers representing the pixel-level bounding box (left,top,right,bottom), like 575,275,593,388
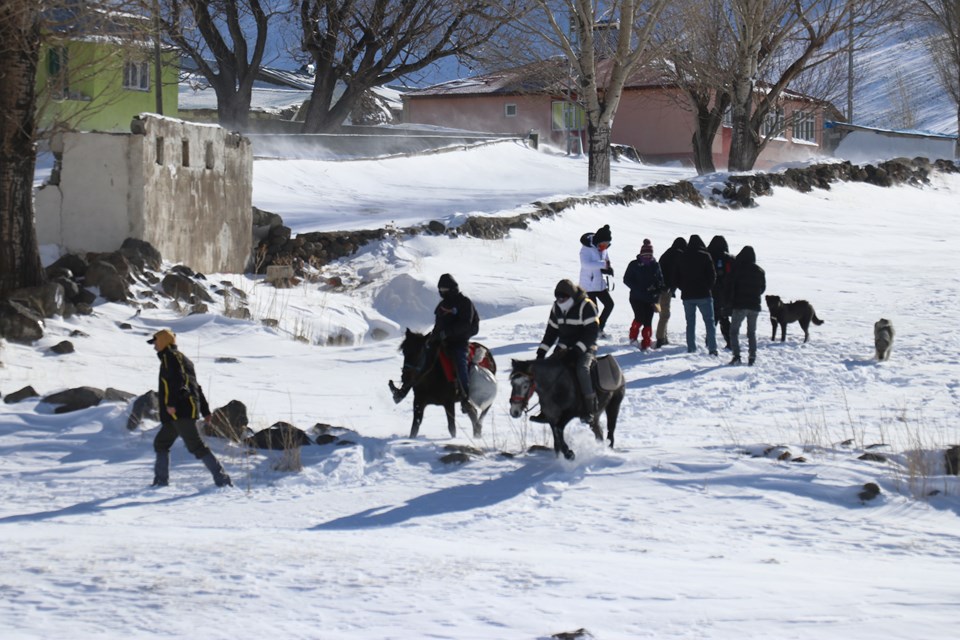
204,141,215,170
181,140,190,167
504,103,517,117
48,46,69,95
551,101,586,131
760,107,785,138
792,111,816,142
123,61,150,91
155,136,164,165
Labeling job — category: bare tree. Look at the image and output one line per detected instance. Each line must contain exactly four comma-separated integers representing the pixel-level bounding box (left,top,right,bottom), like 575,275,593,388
913,0,960,157
724,0,904,172
296,0,522,134
157,0,288,129
507,0,671,188
655,0,735,174
1,1,49,296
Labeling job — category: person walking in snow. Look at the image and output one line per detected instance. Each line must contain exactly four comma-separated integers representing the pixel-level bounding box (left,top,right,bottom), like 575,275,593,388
622,239,665,351
148,329,232,488
655,236,686,348
725,246,766,366
707,235,735,350
431,273,479,414
676,234,718,355
579,224,615,338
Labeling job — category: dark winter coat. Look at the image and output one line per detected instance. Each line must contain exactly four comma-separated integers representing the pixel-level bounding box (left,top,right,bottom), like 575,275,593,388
623,255,665,304
658,237,686,294
157,345,210,424
537,286,599,356
707,235,735,306
676,234,716,300
726,246,766,311
433,290,479,347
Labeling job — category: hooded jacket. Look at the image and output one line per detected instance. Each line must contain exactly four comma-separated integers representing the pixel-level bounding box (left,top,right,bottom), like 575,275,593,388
707,235,735,304
658,236,687,293
157,344,210,424
433,275,479,346
579,231,612,293
537,283,599,356
676,234,716,300
726,246,766,311
623,253,665,304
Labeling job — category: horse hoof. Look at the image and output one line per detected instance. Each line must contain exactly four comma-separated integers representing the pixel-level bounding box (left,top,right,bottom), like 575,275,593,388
473,427,481,438
563,450,575,460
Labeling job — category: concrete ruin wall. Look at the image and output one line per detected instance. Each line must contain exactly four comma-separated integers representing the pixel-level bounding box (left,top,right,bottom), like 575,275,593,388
36,114,253,274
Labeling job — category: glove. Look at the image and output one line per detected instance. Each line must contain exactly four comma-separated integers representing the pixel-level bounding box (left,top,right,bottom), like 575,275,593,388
601,267,614,276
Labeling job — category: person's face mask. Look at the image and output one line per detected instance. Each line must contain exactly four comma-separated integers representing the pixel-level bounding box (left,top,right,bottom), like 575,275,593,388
557,297,574,313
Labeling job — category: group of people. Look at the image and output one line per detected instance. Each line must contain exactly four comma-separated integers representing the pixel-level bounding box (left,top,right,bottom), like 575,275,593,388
145,229,764,487
618,232,767,366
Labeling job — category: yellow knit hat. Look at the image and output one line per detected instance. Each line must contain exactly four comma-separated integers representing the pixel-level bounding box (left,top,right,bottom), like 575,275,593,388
147,329,176,350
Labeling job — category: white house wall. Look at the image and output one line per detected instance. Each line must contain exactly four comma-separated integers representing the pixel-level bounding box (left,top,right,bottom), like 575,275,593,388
35,115,253,274
36,132,135,255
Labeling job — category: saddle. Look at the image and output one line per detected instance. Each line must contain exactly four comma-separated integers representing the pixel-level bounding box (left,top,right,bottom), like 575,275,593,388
592,354,624,392
437,342,496,383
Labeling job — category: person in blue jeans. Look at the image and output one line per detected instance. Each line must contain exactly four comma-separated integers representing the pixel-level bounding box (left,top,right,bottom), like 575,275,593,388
675,234,718,355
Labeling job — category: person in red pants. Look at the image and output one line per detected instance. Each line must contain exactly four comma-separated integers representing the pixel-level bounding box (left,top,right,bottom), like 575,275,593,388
622,239,664,351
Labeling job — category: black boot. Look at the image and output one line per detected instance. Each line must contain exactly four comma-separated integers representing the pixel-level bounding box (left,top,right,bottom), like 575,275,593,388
201,452,232,487
580,394,598,424
728,355,742,366
152,451,170,487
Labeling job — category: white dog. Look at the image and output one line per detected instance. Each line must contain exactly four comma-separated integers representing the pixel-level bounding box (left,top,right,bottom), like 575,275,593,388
874,318,894,361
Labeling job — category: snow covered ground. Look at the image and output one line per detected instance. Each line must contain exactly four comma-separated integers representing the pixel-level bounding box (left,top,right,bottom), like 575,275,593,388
4,142,960,639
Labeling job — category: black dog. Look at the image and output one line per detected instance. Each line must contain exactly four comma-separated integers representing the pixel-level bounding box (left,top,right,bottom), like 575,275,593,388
765,295,824,343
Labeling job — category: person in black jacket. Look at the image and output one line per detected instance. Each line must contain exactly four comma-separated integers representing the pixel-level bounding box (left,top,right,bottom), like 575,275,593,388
725,246,766,365
623,239,664,351
707,235,735,349
432,273,480,413
536,279,600,423
655,236,686,348
676,234,717,355
148,329,231,488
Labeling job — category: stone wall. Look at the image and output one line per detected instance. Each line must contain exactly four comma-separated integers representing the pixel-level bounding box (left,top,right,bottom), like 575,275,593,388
35,115,253,274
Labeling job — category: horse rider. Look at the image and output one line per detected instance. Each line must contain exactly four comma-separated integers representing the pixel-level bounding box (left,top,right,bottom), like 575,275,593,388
534,278,600,424
431,273,479,413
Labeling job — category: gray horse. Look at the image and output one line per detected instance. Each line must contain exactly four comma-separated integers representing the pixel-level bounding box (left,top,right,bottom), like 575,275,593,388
508,355,624,459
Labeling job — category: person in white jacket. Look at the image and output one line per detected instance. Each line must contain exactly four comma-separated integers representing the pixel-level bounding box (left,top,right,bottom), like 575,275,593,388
579,224,614,337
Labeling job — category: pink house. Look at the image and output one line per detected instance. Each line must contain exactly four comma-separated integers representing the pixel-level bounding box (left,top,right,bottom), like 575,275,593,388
403,60,839,171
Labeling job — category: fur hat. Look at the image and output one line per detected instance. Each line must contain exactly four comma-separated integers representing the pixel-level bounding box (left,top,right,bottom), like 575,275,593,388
554,279,576,299
437,273,459,292
593,224,612,246
640,239,654,256
147,328,176,350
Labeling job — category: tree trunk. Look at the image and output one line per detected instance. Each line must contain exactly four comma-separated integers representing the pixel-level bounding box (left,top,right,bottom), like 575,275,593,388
0,3,45,297
587,122,611,190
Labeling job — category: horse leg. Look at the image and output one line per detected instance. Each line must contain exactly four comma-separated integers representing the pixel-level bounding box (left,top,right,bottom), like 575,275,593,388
410,400,425,438
605,389,625,449
551,423,574,460
444,402,457,437
468,405,483,438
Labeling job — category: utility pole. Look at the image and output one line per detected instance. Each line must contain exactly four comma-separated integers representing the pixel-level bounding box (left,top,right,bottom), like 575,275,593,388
846,6,853,122
154,0,163,114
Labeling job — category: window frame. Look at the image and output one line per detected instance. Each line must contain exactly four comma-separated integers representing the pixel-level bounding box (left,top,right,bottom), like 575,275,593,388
123,60,151,91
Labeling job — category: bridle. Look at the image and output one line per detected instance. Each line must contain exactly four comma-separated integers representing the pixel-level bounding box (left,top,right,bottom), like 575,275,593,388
401,341,438,388
509,370,538,414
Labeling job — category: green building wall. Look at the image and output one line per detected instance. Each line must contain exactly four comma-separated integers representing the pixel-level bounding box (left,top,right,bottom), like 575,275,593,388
36,38,179,133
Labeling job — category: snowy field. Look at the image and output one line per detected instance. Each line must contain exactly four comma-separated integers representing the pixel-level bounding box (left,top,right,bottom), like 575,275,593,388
4,142,960,639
